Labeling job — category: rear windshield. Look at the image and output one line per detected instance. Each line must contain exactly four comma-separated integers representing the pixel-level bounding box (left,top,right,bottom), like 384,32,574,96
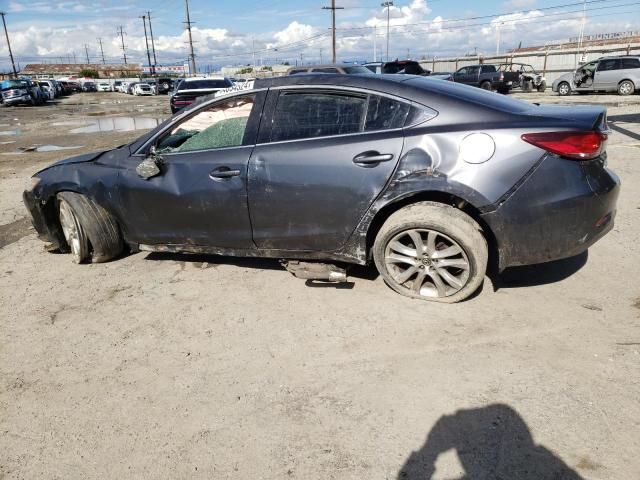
343,66,374,75
178,79,232,90
406,77,531,113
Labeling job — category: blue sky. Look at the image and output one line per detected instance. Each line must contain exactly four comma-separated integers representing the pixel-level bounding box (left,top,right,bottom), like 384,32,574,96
1,0,638,71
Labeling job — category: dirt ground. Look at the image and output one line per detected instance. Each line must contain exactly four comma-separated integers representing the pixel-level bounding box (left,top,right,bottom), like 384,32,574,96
1,90,639,479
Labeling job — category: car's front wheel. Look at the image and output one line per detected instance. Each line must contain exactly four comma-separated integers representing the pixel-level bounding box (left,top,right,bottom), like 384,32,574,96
373,202,487,303
557,81,571,96
57,192,123,263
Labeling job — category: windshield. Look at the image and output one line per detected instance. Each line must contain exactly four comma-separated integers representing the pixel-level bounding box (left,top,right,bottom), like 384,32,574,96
1,80,28,90
178,79,232,90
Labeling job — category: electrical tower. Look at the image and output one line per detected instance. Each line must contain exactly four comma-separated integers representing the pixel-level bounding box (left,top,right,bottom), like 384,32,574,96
322,1,343,64
184,0,196,75
0,12,18,78
117,26,128,64
97,37,106,64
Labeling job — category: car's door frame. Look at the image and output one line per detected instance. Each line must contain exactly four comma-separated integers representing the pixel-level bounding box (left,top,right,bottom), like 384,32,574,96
114,88,269,248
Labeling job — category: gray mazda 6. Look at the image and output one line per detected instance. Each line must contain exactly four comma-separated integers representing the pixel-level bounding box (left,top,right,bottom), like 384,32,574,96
23,74,620,302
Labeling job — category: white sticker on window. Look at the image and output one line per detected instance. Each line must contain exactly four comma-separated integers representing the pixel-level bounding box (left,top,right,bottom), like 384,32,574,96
214,80,255,97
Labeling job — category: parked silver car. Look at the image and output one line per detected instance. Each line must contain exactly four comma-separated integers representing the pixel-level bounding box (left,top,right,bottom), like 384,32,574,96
552,55,640,96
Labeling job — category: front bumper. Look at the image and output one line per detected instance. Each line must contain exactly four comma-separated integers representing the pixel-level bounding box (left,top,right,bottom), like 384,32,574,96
3,95,32,105
23,190,64,248
482,155,620,270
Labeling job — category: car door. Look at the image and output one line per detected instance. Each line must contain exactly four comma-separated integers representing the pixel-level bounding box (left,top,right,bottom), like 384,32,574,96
574,61,597,91
247,88,409,252
117,92,265,248
453,67,468,84
593,59,620,90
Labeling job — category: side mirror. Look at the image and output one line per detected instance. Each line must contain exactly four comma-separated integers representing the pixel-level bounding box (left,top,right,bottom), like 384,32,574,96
136,147,162,179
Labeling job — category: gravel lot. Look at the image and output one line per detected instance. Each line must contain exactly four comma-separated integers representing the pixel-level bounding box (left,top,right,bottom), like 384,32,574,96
1,90,639,479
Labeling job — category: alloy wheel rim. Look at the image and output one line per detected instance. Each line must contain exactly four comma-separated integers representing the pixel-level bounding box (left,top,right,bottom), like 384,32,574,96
559,84,569,94
59,201,85,261
620,82,632,94
384,228,470,298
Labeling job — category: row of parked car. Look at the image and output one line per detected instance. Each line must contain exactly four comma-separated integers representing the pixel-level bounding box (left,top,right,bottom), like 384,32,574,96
286,55,639,96
0,77,87,106
110,78,176,96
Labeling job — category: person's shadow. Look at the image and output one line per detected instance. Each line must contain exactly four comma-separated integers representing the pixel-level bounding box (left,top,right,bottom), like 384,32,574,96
397,404,584,479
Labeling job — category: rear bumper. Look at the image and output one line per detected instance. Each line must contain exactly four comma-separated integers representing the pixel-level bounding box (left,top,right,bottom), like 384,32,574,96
482,155,620,270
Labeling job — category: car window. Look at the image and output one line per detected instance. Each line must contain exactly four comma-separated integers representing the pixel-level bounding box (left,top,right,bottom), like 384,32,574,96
581,61,598,72
365,95,411,131
156,95,255,153
456,67,467,75
312,68,339,73
467,66,480,75
598,59,620,71
383,63,402,74
270,91,367,142
288,69,307,75
481,65,496,73
402,63,424,75
621,58,640,69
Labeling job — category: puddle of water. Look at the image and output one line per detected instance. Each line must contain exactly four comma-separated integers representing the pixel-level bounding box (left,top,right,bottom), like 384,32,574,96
0,130,20,136
0,144,84,155
70,117,163,134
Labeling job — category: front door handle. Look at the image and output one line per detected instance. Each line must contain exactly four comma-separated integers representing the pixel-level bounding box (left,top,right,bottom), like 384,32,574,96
353,152,394,165
209,167,241,180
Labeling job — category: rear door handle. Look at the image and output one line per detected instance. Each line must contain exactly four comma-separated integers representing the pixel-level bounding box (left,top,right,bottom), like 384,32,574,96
353,152,394,165
209,167,241,179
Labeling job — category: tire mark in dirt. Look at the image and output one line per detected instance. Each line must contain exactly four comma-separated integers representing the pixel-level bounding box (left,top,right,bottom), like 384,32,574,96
0,217,32,248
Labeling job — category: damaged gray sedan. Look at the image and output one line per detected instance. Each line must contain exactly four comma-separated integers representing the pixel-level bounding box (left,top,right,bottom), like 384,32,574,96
23,75,619,302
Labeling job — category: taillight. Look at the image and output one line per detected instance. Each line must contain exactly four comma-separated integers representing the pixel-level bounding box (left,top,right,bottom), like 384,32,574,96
499,73,504,81
521,131,607,160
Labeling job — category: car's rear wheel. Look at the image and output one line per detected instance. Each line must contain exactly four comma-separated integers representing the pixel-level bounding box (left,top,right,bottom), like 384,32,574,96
480,81,492,91
618,80,634,96
536,80,546,92
57,192,123,263
557,82,571,96
373,202,488,303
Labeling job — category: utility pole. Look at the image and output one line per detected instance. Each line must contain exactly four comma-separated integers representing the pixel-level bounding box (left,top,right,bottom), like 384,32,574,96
97,37,106,64
0,12,18,78
84,44,90,64
576,0,587,66
322,0,343,64
381,2,393,62
117,26,128,64
373,25,377,62
147,11,158,74
184,0,196,75
73,51,77,64
319,48,323,64
140,15,153,77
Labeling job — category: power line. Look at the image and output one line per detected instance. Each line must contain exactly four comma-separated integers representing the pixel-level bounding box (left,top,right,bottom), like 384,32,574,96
184,0,196,75
117,26,128,64
0,12,18,77
322,1,344,63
